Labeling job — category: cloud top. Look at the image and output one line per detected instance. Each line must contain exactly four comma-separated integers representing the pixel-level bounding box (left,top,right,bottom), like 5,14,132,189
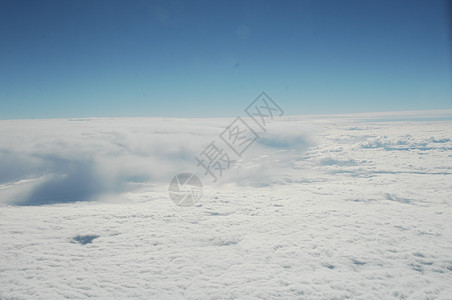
0,117,313,205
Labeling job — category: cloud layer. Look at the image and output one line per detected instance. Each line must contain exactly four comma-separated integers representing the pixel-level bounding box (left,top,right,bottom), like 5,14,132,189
1,112,451,299
0,117,313,205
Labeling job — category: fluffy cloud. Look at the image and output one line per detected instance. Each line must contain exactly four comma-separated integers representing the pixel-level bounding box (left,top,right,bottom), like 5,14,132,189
0,117,313,205
1,112,452,299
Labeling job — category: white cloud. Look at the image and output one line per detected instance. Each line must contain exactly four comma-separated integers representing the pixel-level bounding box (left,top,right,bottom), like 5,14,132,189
0,111,451,299
0,117,315,205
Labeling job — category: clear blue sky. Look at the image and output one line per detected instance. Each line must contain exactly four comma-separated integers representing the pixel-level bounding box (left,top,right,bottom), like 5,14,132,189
0,0,451,119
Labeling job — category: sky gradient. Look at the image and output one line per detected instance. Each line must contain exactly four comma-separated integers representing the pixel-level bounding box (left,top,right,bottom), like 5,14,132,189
0,0,451,119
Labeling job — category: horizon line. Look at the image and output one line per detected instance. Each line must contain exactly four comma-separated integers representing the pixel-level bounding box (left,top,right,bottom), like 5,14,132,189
1,108,452,122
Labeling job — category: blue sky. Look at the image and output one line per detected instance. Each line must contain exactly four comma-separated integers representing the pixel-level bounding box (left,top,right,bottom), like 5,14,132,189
0,0,451,119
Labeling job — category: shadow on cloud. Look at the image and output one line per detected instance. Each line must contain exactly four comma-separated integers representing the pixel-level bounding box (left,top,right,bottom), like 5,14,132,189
21,159,103,206
0,118,314,205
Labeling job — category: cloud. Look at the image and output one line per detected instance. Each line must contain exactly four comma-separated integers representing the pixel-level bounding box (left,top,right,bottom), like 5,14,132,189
3,111,451,206
0,117,314,205
1,112,452,299
20,158,104,206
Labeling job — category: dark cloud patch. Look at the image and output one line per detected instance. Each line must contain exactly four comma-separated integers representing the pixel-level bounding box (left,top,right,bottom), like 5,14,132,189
20,158,105,206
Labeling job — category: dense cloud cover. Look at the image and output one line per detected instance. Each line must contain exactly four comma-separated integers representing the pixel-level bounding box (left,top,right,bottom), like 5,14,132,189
1,112,452,298
0,117,313,205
